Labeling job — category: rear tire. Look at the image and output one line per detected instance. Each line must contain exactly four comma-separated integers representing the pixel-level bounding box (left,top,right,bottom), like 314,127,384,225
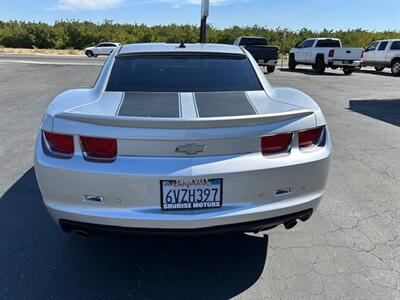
375,66,385,72
391,59,400,76
343,67,354,75
288,54,296,70
85,50,93,57
267,66,275,73
314,55,326,74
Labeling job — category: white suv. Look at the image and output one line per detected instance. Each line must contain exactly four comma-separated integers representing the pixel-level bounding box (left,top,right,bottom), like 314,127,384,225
84,42,121,57
362,40,400,75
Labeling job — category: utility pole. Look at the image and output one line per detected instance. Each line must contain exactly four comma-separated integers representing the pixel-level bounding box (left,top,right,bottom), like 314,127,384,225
281,31,287,68
200,0,209,43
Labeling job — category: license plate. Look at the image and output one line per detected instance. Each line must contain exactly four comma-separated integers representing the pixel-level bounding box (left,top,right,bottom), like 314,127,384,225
160,179,223,210
343,60,352,64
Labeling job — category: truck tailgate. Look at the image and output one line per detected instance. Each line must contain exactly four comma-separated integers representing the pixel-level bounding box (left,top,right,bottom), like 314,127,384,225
332,48,363,60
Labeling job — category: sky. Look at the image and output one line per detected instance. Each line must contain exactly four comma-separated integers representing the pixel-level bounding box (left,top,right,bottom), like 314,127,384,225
0,0,399,31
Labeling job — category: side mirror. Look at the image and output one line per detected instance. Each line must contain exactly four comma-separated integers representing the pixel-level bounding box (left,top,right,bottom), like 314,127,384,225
294,43,300,48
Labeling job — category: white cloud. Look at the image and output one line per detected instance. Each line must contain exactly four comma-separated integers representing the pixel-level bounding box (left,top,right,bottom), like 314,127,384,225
58,0,122,10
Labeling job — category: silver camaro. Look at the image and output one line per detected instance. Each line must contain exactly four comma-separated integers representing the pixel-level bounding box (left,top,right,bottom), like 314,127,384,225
34,43,331,234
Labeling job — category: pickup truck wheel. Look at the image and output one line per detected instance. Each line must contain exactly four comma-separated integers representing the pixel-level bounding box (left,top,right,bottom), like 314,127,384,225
315,56,326,74
288,55,296,70
85,50,93,57
267,66,275,73
343,67,354,75
391,59,400,76
374,66,385,72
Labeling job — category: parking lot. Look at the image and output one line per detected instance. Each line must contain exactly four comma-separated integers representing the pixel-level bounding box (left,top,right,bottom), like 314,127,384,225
0,55,399,299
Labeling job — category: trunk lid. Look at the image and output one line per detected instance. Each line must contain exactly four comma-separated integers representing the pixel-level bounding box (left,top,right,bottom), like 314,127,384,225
53,91,316,157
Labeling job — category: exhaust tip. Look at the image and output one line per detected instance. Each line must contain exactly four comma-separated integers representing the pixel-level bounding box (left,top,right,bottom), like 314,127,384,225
284,219,297,230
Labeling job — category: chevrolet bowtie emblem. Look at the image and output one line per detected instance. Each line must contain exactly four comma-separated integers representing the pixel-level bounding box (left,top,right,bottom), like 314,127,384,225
175,143,207,155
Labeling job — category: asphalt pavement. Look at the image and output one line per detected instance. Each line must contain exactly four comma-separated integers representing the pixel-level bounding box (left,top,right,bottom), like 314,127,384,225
0,55,399,299
0,53,106,65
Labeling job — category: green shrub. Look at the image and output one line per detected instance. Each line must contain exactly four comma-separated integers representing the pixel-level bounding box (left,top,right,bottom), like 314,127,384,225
0,20,398,52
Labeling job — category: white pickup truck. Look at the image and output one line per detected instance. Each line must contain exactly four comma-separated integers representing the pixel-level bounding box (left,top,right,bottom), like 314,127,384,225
361,39,400,76
289,38,363,75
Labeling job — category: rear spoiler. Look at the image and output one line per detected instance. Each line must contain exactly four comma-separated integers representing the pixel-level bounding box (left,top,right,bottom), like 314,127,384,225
55,110,314,129
116,51,247,59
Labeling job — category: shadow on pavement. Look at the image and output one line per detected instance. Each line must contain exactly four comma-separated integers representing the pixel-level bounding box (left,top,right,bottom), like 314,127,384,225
349,99,400,127
279,67,343,76
0,168,268,299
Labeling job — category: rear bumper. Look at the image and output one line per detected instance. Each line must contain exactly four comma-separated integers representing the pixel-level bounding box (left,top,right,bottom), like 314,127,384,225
35,132,330,232
258,59,278,66
329,60,361,67
59,209,313,235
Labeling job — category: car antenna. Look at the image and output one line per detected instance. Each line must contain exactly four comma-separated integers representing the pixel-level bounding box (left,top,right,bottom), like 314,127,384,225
178,39,186,48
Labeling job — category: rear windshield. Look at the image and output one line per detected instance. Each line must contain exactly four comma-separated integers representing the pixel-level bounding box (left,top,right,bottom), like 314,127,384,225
106,55,263,92
316,40,341,47
239,38,268,46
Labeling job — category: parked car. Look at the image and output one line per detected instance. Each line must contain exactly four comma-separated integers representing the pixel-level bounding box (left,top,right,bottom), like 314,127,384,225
35,43,331,235
361,39,400,75
84,42,121,57
234,36,279,73
289,38,363,75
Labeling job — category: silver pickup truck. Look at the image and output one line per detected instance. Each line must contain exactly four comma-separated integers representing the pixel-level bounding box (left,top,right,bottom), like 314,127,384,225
362,39,400,76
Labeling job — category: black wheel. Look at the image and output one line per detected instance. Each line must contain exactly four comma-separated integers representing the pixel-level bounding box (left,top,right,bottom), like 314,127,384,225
85,50,93,57
391,59,400,76
315,55,326,74
267,66,275,73
343,67,354,75
374,66,385,72
288,54,296,70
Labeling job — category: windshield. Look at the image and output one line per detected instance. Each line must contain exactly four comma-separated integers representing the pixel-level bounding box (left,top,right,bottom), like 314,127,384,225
106,55,263,92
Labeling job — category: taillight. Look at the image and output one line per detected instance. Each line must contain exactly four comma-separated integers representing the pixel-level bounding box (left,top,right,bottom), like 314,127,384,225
298,126,324,149
80,136,117,160
361,49,364,58
328,49,335,57
261,133,293,155
43,131,74,155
